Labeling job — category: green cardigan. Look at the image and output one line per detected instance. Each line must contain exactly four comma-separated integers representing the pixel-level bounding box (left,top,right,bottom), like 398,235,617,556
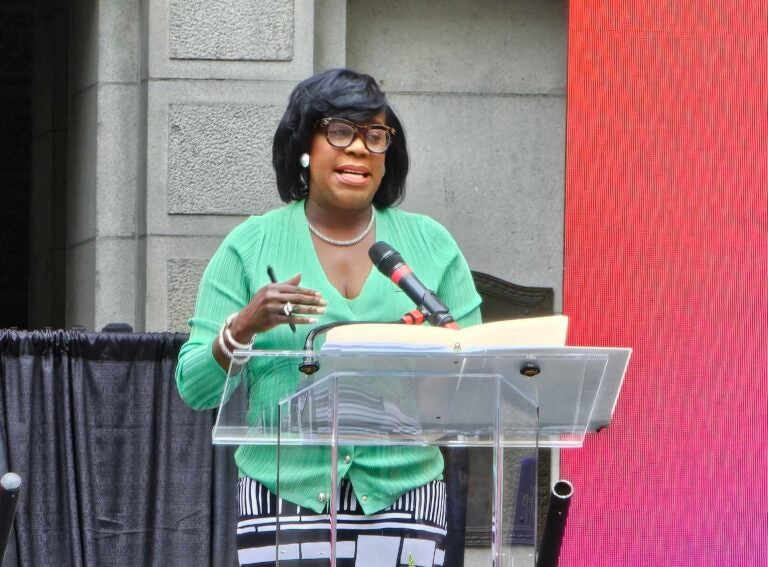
175,200,482,514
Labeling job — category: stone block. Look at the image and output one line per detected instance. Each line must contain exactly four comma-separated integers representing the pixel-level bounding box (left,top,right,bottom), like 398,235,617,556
167,102,284,215
143,235,223,331
169,0,293,61
34,0,68,20
29,129,68,328
145,79,293,236
30,135,53,256
166,257,207,332
66,239,95,330
27,248,66,329
313,0,347,71
26,254,47,327
147,0,313,81
32,9,68,136
67,86,97,245
94,237,137,330
51,131,68,247
390,93,566,307
96,84,138,237
347,0,567,95
99,0,139,83
69,0,98,93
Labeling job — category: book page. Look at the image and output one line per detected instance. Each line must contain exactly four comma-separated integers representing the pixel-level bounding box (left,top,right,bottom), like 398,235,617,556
324,315,568,351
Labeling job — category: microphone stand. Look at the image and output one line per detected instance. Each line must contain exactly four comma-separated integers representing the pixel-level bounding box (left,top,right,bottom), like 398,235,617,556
298,321,380,374
297,309,432,374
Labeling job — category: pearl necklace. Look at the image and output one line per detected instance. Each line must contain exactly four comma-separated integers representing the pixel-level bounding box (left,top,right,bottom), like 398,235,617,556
307,206,375,246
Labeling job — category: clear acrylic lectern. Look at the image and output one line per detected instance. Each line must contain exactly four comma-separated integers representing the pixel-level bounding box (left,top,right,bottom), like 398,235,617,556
213,347,630,566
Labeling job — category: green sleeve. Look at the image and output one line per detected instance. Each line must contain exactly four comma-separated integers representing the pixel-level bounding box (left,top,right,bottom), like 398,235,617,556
175,230,251,410
437,250,483,329
427,221,483,328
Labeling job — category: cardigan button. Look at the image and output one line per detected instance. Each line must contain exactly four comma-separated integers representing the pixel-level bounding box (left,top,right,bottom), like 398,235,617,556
360,495,368,503
344,455,352,464
318,492,327,503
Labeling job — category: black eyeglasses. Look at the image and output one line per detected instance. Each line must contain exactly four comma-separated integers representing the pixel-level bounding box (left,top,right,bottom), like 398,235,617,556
316,118,396,154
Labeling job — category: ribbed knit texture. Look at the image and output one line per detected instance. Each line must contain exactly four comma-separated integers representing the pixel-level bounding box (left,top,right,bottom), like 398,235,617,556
176,200,481,514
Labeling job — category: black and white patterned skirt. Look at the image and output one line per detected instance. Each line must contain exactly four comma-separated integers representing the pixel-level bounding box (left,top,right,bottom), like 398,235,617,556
236,477,448,566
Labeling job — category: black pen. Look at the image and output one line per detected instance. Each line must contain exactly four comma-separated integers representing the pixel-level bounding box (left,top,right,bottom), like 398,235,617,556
267,265,296,333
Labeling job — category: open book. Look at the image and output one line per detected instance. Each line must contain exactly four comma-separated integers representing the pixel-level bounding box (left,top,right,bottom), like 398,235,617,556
323,315,568,352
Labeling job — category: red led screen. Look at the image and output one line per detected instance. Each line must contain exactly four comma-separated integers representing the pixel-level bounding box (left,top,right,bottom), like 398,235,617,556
562,1,767,565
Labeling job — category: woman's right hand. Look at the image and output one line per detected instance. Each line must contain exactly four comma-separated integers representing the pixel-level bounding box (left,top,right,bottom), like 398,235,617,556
227,273,327,342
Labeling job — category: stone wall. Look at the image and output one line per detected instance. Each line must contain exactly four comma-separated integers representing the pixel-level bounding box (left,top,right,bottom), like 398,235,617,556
61,0,566,332
347,0,567,302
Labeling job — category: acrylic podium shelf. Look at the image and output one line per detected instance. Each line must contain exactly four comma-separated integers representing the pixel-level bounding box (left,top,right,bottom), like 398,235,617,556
213,347,630,566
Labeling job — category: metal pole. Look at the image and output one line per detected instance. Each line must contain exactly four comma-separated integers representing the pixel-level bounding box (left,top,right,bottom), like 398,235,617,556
536,479,573,567
0,472,22,562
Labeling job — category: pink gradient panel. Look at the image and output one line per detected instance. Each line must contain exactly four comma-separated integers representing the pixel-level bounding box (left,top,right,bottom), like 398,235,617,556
562,1,768,565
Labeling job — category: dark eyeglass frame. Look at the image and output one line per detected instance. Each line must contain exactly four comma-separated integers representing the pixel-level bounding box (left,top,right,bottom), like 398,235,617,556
316,117,396,154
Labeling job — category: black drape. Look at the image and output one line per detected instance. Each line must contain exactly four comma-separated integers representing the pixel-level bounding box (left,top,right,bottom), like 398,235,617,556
0,273,553,565
0,330,238,566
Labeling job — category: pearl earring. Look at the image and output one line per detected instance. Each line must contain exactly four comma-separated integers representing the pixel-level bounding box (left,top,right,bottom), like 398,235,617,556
300,153,310,168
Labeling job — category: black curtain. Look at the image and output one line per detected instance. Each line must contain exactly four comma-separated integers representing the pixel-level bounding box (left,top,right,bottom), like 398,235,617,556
0,330,238,566
0,273,553,565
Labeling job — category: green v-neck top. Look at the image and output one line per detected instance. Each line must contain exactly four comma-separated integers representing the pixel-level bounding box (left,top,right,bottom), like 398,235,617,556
175,200,482,514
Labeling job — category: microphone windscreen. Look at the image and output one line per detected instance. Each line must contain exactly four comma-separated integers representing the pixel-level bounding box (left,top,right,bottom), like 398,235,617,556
368,241,394,265
369,241,405,276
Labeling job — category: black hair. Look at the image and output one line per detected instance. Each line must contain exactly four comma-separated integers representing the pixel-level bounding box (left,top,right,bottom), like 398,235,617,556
272,68,408,208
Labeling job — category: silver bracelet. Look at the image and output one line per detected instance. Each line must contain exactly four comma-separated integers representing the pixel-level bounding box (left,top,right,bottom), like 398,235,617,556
217,329,234,361
218,327,248,371
224,313,255,350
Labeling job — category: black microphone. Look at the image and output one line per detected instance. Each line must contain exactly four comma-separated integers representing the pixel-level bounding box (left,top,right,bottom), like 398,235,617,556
368,241,458,329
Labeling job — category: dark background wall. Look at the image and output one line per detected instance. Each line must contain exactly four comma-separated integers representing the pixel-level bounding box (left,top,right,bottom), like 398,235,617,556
0,4,32,328
0,1,68,331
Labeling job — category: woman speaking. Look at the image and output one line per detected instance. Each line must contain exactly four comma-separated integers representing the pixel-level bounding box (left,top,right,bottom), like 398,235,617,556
176,68,481,566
